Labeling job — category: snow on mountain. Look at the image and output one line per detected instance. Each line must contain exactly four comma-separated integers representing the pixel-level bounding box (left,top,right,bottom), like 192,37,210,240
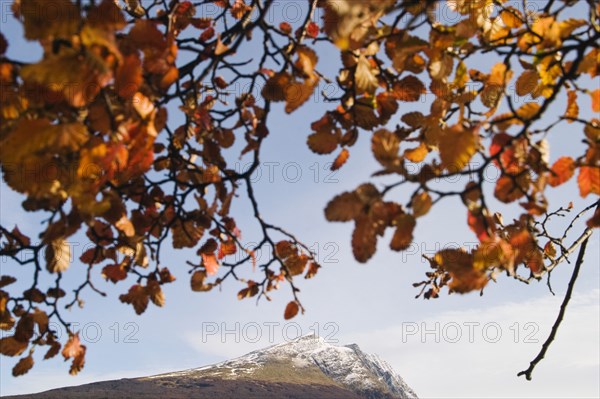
148,334,418,399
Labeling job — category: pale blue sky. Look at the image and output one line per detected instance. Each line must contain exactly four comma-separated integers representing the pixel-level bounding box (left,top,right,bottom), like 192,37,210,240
0,1,598,397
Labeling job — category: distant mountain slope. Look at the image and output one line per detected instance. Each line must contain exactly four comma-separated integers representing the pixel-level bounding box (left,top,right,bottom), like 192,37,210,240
6,335,418,399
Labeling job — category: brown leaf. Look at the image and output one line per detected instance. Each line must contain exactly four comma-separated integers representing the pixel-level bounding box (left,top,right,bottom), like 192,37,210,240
191,270,212,292
411,192,432,218
515,70,539,97
119,285,149,315
352,215,377,263
20,0,80,40
12,354,34,377
284,301,299,320
390,214,416,251
325,192,363,222
0,337,28,357
307,131,338,154
372,129,400,166
393,75,426,102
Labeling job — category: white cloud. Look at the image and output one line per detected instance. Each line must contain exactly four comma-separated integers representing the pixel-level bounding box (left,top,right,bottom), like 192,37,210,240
342,289,600,398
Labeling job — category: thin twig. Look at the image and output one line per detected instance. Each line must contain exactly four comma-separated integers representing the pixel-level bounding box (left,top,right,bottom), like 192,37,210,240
517,235,590,380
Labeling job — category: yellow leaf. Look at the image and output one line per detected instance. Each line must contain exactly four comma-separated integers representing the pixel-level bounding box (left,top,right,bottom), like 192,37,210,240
404,142,429,163
438,124,478,172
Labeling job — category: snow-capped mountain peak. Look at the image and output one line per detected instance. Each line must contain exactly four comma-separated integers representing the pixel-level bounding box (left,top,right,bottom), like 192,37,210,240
178,334,418,399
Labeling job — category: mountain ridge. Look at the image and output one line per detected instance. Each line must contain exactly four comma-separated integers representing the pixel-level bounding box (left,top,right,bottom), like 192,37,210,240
5,334,418,399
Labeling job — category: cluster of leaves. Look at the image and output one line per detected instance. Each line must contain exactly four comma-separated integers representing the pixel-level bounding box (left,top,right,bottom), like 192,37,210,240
0,0,598,377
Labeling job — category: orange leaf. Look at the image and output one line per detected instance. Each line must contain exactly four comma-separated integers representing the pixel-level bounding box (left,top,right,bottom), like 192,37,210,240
564,90,579,122
578,166,600,197
61,333,83,360
116,54,143,99
591,89,600,113
284,301,299,320
435,249,487,294
331,148,350,171
548,156,575,187
202,253,219,276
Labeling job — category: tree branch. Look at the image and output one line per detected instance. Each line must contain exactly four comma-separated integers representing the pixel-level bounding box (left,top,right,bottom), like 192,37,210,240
517,234,591,380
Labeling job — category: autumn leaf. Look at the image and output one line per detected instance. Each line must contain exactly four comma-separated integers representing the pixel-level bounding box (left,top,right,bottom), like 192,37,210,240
435,249,487,294
411,192,432,218
352,215,377,262
20,0,80,41
119,285,149,315
0,337,28,357
202,253,219,276
331,148,350,171
307,130,338,155
284,301,299,320
12,354,34,377
191,271,212,292
393,75,426,102
548,157,575,187
390,214,416,251
439,124,478,172
45,239,71,274
102,263,128,283
578,166,600,197
372,129,400,166
564,90,579,122
591,89,600,113
325,192,363,222
515,70,539,97
354,55,379,94
116,54,143,99
404,142,429,163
